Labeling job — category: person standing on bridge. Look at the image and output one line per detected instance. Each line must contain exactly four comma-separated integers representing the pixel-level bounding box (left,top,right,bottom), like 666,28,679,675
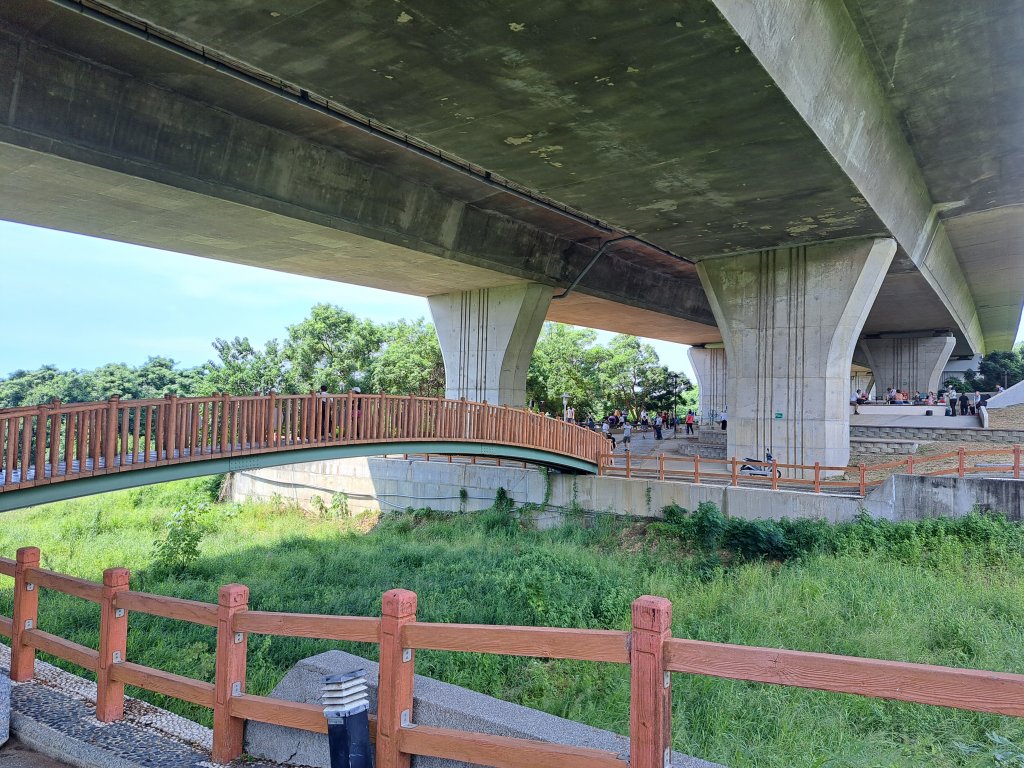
602,418,615,449
564,404,575,423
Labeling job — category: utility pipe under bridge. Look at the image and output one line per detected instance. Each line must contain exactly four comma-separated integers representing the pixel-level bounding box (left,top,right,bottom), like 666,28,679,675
0,393,604,512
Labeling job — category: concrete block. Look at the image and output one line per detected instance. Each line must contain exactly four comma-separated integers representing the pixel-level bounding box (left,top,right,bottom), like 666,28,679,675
0,674,9,746
245,650,721,768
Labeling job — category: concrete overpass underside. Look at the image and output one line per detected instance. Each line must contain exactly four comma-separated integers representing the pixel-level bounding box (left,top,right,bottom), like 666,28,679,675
1,0,1023,467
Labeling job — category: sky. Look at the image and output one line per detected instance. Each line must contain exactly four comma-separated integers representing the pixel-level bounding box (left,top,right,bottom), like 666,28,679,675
0,220,697,380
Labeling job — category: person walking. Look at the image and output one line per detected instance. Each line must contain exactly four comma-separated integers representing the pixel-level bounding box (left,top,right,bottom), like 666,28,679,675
654,413,663,440
602,418,616,449
685,410,695,435
622,421,632,451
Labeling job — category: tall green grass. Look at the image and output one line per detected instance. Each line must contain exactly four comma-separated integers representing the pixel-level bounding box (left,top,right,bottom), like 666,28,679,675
2,482,1024,767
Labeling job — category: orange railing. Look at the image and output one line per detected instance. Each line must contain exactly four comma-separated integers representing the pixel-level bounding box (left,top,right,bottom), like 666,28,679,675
5,547,1024,766
0,394,606,491
598,444,1024,496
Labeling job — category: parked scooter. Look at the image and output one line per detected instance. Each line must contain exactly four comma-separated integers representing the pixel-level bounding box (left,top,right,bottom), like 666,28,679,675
739,450,781,478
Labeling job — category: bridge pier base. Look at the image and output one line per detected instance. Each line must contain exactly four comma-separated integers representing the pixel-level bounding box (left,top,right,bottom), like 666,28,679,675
859,335,956,396
697,238,897,471
428,283,552,407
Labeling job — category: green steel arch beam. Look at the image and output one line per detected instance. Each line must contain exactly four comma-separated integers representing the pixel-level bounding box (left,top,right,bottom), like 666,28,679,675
0,442,596,513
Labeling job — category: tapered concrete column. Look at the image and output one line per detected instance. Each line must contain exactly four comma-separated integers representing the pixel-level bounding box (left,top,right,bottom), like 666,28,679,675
428,284,552,407
859,335,956,395
688,346,727,425
697,238,897,470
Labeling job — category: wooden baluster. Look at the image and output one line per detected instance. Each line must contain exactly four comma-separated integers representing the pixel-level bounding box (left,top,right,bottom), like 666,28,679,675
34,405,47,485
3,417,14,485
189,400,201,458
118,400,130,469
103,396,120,472
78,411,89,473
165,395,179,462
1015,445,1021,480
48,401,62,480
64,411,76,474
90,406,103,472
212,584,249,764
155,400,166,463
694,454,701,484
218,394,230,453
630,596,672,768
11,546,40,682
97,567,130,721
199,400,210,457
377,589,417,768
958,446,966,477
20,415,32,484
813,462,821,493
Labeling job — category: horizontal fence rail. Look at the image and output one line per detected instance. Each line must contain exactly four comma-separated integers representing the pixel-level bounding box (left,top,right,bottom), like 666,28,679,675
598,443,1024,496
0,393,607,494
4,548,1024,766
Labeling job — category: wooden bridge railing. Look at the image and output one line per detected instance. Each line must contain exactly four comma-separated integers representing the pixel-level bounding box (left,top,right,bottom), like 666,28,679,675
4,547,1024,766
598,444,1024,497
0,393,606,491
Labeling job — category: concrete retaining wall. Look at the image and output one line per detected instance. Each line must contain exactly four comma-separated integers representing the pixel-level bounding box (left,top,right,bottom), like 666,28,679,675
850,425,1024,442
228,457,865,523
229,456,1024,525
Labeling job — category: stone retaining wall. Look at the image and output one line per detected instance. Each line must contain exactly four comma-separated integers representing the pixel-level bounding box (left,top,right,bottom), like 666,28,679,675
850,425,1024,443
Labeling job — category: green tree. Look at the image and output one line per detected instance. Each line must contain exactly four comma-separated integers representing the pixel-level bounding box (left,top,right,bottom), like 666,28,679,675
283,304,381,392
596,335,689,420
527,323,603,416
973,347,1024,391
371,319,444,396
203,337,286,395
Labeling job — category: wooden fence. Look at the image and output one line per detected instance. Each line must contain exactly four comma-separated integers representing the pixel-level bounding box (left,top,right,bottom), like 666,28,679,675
598,444,1024,496
0,394,606,492
4,547,1024,767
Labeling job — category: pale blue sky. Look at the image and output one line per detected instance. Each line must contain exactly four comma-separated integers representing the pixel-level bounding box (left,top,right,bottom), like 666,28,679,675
0,220,696,380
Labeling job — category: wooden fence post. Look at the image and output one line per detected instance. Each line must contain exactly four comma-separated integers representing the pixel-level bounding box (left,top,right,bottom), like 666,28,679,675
813,462,821,494
626,451,632,479
730,457,739,487
1015,445,1021,480
11,546,40,682
693,455,701,484
630,596,672,768
377,589,417,768
97,567,130,721
958,446,966,477
658,453,665,481
858,464,867,497
212,584,249,764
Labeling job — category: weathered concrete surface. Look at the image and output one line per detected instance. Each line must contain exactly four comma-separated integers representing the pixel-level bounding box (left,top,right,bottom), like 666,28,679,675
863,475,1024,522
245,650,721,768
859,335,956,395
229,457,868,523
712,0,990,355
688,346,727,426
0,4,719,345
429,284,551,406
698,239,896,470
6,0,1023,356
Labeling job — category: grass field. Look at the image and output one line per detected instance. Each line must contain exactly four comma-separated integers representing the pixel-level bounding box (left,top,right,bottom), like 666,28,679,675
2,478,1024,767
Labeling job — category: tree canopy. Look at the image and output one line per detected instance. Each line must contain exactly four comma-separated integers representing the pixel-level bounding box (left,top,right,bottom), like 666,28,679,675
0,307,690,418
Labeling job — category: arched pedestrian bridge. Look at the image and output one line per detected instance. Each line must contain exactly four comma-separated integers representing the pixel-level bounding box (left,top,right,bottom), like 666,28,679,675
0,394,604,511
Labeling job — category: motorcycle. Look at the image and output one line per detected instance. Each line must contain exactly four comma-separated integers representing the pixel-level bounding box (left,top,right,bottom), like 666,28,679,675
739,450,781,478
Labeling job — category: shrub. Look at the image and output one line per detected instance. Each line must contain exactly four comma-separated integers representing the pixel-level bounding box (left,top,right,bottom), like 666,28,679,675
153,499,210,573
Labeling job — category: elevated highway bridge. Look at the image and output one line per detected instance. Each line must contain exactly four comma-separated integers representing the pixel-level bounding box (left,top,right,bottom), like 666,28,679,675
1,0,1022,469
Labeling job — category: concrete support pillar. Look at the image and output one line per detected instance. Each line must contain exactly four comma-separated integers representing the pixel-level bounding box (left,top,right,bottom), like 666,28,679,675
859,335,956,396
688,346,727,425
697,238,897,470
428,284,552,407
